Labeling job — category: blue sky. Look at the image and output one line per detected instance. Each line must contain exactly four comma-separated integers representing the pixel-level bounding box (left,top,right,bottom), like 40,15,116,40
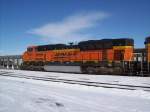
0,0,150,55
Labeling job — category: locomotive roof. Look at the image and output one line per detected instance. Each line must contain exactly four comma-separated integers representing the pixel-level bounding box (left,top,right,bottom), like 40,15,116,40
36,38,134,47
27,38,134,51
79,38,134,45
36,43,79,51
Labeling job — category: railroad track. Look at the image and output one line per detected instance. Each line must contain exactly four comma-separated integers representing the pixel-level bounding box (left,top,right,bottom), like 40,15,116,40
0,71,150,92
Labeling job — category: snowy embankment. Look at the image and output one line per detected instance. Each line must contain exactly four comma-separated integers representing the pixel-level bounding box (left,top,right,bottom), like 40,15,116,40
0,76,150,112
0,69,150,112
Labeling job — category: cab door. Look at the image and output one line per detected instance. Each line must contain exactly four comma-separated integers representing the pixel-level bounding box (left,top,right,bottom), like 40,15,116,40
114,50,124,61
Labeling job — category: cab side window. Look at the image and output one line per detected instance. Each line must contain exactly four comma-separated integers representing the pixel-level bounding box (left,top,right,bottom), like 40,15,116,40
27,48,33,52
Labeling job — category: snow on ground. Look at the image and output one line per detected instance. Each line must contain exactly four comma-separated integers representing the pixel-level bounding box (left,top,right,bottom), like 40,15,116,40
1,69,150,87
0,70,150,112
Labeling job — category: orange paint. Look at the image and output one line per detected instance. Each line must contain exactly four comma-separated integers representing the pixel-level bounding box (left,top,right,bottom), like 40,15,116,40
23,46,134,63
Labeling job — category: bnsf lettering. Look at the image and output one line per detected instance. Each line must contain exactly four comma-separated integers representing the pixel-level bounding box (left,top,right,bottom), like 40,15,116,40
55,52,76,57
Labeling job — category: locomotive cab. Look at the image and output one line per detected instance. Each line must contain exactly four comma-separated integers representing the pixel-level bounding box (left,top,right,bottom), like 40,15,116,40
110,38,134,75
113,38,134,61
22,46,36,62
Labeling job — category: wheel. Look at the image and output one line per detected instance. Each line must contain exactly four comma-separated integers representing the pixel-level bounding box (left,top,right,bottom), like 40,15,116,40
81,66,88,74
97,67,108,75
87,66,95,74
113,67,123,75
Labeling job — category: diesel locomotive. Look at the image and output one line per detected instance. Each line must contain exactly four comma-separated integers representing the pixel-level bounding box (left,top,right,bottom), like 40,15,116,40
21,36,150,76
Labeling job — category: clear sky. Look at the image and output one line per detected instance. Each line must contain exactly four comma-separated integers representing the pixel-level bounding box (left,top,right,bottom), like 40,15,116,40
0,0,150,55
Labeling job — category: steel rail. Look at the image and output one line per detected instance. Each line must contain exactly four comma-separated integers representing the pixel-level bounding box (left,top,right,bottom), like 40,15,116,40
0,72,150,92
